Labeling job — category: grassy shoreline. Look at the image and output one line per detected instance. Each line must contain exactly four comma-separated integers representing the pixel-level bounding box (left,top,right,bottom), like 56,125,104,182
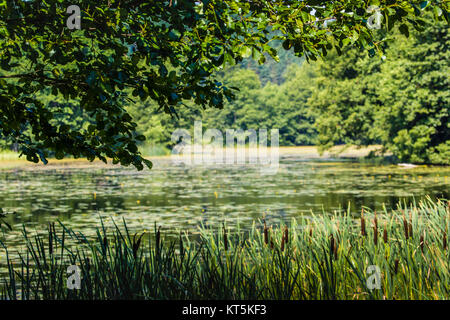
1,197,448,300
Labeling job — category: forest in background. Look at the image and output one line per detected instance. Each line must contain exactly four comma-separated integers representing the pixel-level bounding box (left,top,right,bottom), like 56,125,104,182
125,19,448,165
1,19,448,165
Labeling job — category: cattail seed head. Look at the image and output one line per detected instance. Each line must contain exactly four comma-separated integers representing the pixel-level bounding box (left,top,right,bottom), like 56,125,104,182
48,223,53,256
263,220,269,245
284,226,289,245
361,218,366,237
361,209,366,237
156,226,161,250
373,225,378,245
374,211,378,228
223,227,228,251
383,227,388,244
443,231,447,250
281,233,285,252
330,234,338,260
394,259,399,274
309,224,313,244
403,215,409,240
179,234,184,256
419,234,424,253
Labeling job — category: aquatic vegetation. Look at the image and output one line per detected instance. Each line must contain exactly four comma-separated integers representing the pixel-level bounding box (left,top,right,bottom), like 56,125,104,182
1,197,449,300
0,159,448,252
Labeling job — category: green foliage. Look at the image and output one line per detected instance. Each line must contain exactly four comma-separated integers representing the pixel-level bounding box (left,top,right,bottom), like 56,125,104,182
308,18,449,164
1,198,449,299
241,43,304,85
308,47,381,151
1,0,447,168
274,63,318,145
374,21,449,164
128,63,318,148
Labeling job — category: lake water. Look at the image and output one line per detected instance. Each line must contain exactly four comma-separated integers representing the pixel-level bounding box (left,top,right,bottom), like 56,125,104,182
0,157,448,251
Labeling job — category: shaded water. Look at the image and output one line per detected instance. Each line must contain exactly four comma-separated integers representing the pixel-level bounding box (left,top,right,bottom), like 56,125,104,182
0,157,449,250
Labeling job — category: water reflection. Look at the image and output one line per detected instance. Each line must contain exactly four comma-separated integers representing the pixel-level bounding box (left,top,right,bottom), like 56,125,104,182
0,158,448,247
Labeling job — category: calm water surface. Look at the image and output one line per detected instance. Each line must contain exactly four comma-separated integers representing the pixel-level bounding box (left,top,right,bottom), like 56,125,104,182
0,157,449,250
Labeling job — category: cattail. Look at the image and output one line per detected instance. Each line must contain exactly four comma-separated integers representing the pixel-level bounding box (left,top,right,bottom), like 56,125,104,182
333,237,338,260
374,211,378,228
383,225,388,244
179,233,184,256
330,234,335,252
308,224,314,244
48,223,53,256
361,209,366,237
373,225,378,245
443,231,447,250
419,233,424,253
263,220,268,245
403,214,409,240
223,226,228,251
270,239,274,249
330,234,338,260
284,226,289,245
373,212,378,245
156,226,161,250
281,232,285,252
394,259,399,274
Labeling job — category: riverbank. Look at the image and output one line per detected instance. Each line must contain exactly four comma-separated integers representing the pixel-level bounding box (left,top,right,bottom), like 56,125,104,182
1,197,448,300
0,145,385,170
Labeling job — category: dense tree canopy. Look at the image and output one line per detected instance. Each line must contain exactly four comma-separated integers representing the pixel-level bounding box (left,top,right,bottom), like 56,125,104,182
309,17,449,164
374,21,449,164
1,0,448,169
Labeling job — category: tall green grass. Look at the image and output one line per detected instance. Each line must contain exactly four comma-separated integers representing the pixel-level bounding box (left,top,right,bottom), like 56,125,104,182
1,197,449,300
